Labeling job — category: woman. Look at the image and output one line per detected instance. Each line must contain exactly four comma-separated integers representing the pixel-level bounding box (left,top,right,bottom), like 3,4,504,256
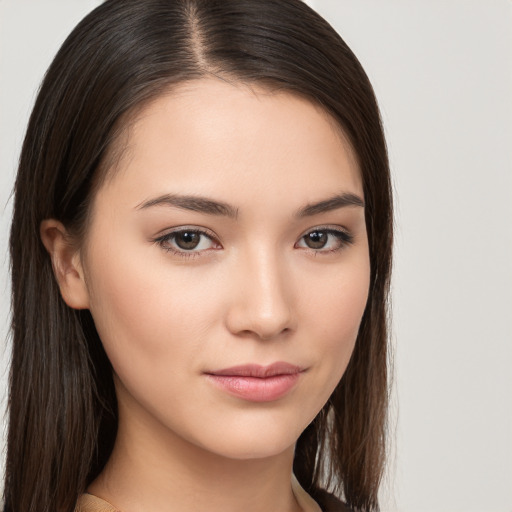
4,1,392,511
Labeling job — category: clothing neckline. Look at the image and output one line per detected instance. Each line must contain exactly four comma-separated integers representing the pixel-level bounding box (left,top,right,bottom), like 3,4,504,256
79,475,322,512
76,493,119,512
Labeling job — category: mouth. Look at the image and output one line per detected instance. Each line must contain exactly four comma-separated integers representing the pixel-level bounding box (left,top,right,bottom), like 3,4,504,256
204,362,304,402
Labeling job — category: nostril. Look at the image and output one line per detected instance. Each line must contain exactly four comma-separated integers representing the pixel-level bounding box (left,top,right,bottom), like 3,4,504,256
225,306,295,340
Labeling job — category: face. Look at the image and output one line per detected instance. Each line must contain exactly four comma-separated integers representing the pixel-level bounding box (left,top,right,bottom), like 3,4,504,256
80,79,370,460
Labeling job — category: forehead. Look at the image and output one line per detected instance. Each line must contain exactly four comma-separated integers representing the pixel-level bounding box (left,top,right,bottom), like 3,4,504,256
97,78,362,210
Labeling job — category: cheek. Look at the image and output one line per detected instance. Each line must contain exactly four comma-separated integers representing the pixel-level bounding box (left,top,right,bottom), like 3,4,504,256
328,268,369,344
302,253,370,387
305,249,370,333
83,241,223,381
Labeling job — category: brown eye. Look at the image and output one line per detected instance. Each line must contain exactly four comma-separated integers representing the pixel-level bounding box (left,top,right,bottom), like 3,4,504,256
174,231,201,250
296,227,354,253
155,228,219,255
304,230,328,249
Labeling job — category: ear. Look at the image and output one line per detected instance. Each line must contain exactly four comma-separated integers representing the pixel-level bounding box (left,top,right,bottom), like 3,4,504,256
40,219,90,310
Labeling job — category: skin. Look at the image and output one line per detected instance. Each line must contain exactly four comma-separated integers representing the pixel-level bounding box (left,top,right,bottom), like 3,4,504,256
41,79,370,512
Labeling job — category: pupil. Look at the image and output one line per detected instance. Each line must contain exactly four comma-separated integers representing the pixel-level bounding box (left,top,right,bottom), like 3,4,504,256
306,231,327,249
176,232,200,250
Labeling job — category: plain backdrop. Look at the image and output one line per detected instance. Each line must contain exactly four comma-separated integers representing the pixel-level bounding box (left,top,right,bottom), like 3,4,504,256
1,1,511,511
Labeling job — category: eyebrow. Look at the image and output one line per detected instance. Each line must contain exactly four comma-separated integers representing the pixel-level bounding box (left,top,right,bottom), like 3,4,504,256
136,194,239,218
136,191,364,219
296,192,365,217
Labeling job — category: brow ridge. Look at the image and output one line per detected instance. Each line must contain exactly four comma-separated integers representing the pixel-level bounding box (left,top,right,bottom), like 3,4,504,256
136,191,363,219
136,194,239,218
296,193,365,217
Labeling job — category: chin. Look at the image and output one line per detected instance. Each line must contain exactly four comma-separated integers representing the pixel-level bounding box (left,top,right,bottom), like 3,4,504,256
205,434,297,461
186,412,309,461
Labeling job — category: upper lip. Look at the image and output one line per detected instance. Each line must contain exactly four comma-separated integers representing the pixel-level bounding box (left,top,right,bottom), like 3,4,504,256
206,362,303,378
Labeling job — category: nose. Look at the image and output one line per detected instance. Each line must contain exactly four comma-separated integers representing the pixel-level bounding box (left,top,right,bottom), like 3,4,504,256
224,248,296,340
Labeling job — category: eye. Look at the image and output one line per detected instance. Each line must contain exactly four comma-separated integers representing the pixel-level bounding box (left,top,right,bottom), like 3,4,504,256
154,228,220,256
296,227,354,253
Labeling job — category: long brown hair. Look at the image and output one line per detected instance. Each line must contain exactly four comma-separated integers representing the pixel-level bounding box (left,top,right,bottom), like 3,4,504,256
4,1,392,511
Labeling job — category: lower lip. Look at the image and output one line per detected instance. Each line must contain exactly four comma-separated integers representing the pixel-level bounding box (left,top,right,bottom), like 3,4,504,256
206,373,301,402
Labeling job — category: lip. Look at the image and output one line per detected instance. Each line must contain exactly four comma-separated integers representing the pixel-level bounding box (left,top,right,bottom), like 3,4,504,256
205,362,304,402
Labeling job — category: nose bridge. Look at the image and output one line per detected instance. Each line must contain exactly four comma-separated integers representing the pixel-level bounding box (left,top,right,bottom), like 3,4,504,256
226,243,295,339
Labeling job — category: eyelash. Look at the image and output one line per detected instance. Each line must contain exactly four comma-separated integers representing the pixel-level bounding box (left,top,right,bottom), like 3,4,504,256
297,227,354,255
153,227,219,259
153,226,354,259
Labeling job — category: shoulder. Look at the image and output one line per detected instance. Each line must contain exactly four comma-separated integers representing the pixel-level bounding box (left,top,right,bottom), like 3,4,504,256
313,488,354,512
74,494,120,512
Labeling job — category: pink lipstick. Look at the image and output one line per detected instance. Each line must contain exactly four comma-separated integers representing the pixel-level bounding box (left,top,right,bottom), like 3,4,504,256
205,362,303,402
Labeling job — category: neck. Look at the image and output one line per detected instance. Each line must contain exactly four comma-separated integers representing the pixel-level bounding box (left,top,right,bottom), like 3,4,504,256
88,387,313,512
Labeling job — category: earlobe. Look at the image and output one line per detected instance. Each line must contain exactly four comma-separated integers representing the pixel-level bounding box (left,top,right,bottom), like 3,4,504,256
40,219,90,310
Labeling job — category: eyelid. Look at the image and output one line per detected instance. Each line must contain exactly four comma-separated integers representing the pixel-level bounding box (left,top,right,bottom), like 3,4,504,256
299,224,353,240
154,225,218,241
299,223,350,236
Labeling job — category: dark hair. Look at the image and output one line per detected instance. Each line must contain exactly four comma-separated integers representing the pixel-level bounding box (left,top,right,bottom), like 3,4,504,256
5,1,392,511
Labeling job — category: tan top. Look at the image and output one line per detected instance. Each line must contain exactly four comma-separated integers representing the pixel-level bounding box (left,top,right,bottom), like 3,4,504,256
74,475,322,511
75,493,119,512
